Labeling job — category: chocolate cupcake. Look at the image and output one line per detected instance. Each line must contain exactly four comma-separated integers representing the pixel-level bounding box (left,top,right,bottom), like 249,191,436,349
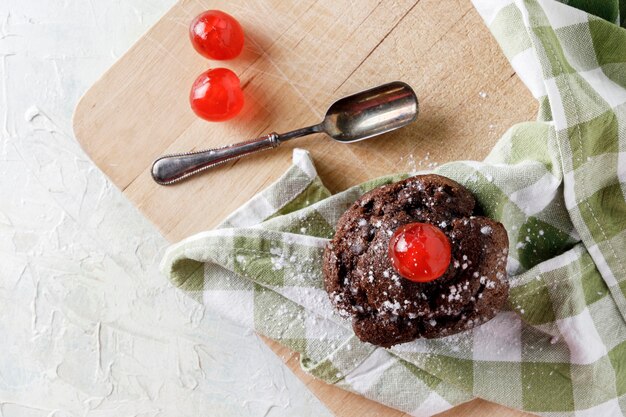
323,174,509,347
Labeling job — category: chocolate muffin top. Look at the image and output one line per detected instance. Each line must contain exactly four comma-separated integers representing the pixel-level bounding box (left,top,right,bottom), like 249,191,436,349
323,174,509,347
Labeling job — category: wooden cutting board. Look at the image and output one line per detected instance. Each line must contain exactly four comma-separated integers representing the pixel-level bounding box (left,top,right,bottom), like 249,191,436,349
73,0,538,415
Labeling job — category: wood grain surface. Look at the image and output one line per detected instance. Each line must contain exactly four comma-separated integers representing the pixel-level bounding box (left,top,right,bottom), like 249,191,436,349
73,0,538,415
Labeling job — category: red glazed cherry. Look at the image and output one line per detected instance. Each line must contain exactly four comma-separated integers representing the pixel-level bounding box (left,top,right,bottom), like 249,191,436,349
388,222,451,282
190,68,244,122
189,10,245,60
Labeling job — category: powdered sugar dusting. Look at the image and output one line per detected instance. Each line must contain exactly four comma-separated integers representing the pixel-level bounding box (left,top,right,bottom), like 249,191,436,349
400,153,440,175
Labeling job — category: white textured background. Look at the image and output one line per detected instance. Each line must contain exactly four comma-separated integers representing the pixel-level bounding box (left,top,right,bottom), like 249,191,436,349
0,1,332,416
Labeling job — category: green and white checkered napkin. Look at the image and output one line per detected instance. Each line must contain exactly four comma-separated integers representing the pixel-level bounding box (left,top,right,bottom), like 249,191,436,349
162,1,626,415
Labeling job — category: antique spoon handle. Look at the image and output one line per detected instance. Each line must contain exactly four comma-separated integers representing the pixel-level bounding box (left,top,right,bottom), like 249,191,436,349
151,133,280,185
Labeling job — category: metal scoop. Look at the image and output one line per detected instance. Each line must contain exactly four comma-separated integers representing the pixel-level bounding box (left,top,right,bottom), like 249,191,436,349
151,81,418,185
